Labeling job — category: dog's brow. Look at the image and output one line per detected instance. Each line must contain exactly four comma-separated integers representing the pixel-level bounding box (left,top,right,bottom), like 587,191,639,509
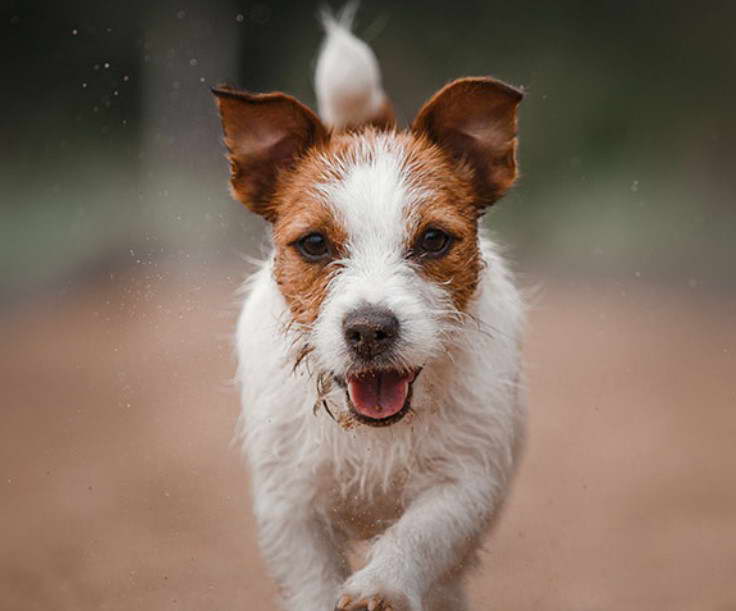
319,137,417,249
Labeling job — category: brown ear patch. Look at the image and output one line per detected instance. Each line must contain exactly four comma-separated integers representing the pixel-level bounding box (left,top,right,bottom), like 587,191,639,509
412,77,523,208
212,86,329,221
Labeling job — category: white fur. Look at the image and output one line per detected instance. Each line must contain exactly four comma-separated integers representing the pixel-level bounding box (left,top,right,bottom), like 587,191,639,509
312,136,445,385
315,6,388,129
236,236,525,610
233,19,526,611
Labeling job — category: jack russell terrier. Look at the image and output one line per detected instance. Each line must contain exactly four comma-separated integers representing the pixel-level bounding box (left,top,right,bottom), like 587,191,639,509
213,8,526,611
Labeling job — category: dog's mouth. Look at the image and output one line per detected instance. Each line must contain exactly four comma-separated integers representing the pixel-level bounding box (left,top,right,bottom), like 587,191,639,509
339,368,420,427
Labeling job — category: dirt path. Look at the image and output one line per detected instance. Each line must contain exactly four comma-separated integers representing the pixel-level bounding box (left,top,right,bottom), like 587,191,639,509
2,267,735,610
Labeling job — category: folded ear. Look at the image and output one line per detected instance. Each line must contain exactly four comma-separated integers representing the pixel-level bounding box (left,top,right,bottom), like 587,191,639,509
412,77,523,207
212,86,328,221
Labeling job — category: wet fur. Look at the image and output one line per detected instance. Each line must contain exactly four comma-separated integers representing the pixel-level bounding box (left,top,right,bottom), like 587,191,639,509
215,9,526,611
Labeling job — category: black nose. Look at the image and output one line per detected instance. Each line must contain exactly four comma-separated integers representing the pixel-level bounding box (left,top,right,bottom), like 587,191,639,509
343,306,400,360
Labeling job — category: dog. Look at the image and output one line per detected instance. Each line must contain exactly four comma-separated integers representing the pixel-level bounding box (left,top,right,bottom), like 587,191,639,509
212,8,526,611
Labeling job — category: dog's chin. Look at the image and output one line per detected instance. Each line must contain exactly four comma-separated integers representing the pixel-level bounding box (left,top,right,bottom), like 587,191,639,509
334,367,422,428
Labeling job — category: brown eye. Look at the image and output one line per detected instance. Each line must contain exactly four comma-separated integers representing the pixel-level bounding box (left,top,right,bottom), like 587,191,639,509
417,227,452,257
296,232,330,261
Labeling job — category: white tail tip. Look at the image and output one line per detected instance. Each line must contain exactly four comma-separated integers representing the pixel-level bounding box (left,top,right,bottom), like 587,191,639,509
315,4,388,129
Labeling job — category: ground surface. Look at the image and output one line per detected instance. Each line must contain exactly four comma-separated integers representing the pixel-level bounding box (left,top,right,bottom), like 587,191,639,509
2,265,735,610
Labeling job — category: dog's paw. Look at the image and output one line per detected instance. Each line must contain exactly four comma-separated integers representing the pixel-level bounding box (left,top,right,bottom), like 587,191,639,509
334,584,416,611
334,562,422,611
334,593,401,611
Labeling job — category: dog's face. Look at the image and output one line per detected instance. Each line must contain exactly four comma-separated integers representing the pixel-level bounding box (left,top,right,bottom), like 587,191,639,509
214,79,521,426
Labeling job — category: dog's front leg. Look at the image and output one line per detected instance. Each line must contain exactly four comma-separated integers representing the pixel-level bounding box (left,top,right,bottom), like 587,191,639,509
253,482,350,610
335,475,497,611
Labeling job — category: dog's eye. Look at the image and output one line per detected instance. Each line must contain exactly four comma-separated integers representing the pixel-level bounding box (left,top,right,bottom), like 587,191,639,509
416,227,452,258
296,232,330,261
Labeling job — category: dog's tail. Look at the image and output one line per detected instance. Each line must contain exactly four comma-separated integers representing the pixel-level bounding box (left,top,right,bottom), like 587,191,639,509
315,3,394,130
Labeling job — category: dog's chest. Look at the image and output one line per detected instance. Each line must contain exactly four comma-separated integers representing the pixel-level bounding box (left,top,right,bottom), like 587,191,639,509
329,487,406,541
316,464,410,540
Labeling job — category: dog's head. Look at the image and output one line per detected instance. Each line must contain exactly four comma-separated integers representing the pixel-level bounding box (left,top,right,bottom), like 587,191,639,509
213,77,521,426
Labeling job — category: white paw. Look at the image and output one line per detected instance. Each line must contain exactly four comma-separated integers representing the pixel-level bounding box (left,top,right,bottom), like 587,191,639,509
334,574,420,611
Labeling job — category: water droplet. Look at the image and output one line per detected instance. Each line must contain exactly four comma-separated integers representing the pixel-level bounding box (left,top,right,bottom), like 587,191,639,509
123,74,129,82
199,76,205,82
235,13,244,22
81,82,87,88
103,62,110,69
189,58,198,66
72,28,78,35
113,89,119,96
177,10,186,19
630,180,639,192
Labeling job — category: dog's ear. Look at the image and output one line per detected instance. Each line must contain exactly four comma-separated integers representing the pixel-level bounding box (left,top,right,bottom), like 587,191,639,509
412,77,523,208
212,86,329,221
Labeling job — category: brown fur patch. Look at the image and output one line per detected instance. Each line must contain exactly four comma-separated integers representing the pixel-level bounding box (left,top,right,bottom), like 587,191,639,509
271,198,347,326
400,133,483,312
270,129,392,325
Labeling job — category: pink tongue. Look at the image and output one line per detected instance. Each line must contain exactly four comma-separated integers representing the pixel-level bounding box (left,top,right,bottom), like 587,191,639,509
347,370,411,419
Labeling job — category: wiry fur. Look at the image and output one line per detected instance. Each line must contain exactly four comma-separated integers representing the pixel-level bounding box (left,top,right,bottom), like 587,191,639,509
236,238,524,611
226,14,526,611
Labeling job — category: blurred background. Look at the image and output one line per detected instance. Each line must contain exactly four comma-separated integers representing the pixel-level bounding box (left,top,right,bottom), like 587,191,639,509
1,1,735,609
